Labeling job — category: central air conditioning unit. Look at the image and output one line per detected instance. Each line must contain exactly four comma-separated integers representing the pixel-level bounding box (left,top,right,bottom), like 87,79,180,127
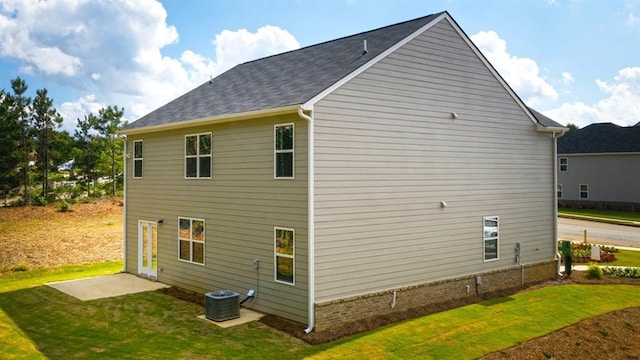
205,290,240,321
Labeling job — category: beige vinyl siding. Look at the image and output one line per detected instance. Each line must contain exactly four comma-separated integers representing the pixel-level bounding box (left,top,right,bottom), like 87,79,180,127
125,114,308,323
312,19,555,301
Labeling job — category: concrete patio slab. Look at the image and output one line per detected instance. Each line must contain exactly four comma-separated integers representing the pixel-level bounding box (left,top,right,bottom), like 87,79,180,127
197,308,265,328
47,273,169,301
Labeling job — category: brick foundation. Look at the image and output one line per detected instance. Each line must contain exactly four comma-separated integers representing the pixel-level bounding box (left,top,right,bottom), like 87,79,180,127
314,260,557,332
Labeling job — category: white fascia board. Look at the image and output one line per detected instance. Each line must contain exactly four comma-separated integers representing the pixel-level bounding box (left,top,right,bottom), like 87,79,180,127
558,152,640,157
301,12,448,111
118,105,300,136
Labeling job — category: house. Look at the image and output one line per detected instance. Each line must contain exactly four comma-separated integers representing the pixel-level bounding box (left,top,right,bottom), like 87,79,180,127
557,122,640,210
119,11,566,334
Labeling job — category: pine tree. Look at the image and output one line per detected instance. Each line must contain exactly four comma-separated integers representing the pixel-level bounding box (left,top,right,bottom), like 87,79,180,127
8,77,33,205
95,106,125,196
0,89,21,205
32,88,63,201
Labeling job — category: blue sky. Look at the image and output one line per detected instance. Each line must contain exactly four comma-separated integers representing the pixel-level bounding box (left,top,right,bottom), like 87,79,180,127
0,0,638,131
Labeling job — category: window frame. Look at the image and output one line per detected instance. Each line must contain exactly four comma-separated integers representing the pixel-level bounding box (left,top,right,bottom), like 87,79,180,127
483,216,499,262
274,227,295,285
184,132,212,179
274,123,294,179
133,140,143,179
579,184,589,199
178,217,206,266
557,183,563,199
559,157,568,172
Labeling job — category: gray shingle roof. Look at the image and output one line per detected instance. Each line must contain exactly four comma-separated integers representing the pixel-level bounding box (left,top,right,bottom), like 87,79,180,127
558,123,640,154
125,12,443,130
124,11,560,132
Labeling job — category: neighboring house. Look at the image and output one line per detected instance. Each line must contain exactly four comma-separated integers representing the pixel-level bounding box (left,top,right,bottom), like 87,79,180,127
557,122,640,210
120,11,565,334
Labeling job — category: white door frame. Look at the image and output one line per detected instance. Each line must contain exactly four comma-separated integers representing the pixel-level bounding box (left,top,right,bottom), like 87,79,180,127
138,220,158,278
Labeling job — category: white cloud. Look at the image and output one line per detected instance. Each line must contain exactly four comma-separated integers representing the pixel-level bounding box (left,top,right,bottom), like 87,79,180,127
544,67,640,128
0,0,300,130
561,72,574,86
471,30,559,106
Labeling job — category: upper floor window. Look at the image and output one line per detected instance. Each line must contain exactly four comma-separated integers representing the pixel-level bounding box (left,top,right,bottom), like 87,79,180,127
133,140,143,178
483,216,499,262
185,133,212,178
579,184,589,199
559,157,568,172
274,124,294,178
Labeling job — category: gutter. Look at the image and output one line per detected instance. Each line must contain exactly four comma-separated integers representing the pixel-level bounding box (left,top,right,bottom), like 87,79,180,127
297,106,315,334
119,105,300,136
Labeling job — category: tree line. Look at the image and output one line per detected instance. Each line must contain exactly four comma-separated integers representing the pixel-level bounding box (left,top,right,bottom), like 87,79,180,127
0,77,126,206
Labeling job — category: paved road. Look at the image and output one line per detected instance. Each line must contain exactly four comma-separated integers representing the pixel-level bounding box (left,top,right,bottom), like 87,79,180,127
558,217,640,248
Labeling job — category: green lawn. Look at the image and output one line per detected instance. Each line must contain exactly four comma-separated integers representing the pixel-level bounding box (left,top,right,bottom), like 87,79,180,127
1,262,639,359
611,249,640,267
558,208,640,222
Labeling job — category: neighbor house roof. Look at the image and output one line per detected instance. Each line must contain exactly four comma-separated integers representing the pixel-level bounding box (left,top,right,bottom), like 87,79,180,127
123,11,563,133
558,123,640,154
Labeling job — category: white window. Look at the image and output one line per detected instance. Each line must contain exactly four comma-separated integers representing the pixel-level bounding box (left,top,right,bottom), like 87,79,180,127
274,227,295,285
483,216,499,261
579,184,589,199
178,217,205,265
557,184,563,199
185,133,212,178
559,157,568,172
133,140,143,178
274,124,294,178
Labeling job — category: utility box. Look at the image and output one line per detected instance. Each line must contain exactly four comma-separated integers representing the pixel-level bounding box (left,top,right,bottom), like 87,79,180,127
205,290,240,321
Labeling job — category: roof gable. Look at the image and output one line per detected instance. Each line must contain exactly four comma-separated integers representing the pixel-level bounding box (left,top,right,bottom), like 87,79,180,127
558,123,640,154
125,12,443,131
123,11,562,134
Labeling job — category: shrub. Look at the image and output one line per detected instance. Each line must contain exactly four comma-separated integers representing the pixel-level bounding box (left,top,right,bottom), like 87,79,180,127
35,196,47,206
586,263,603,280
11,263,29,272
602,267,640,278
59,200,71,212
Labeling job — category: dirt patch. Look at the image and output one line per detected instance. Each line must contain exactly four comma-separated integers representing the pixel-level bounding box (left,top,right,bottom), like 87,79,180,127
0,199,123,272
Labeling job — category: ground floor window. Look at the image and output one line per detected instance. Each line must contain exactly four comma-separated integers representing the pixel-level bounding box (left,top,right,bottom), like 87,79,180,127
178,217,205,265
274,227,295,284
483,216,499,261
557,184,563,199
579,184,589,199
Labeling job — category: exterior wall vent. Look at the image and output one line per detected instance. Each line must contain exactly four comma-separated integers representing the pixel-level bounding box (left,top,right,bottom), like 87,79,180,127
205,290,240,321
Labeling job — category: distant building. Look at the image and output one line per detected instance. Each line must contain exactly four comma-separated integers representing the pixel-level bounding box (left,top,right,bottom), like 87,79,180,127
557,122,640,210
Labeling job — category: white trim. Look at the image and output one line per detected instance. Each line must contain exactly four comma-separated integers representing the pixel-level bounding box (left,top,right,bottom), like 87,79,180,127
302,13,448,110
274,123,295,179
119,105,300,136
132,140,143,179
274,227,295,286
184,132,213,179
482,216,499,262
122,135,127,272
178,217,206,266
579,184,589,200
138,220,158,277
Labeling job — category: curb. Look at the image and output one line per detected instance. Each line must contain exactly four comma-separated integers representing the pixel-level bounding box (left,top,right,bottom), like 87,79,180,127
558,213,640,228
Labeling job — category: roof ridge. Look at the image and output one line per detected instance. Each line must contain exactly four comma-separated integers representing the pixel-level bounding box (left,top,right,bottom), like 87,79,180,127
235,11,445,67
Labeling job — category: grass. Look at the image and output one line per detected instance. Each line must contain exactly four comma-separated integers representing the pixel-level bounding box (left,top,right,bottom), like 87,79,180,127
558,208,640,222
1,262,639,359
611,249,640,267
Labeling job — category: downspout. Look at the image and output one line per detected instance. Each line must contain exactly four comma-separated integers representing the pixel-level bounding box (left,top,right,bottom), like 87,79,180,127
121,135,128,273
552,132,562,276
297,106,315,334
